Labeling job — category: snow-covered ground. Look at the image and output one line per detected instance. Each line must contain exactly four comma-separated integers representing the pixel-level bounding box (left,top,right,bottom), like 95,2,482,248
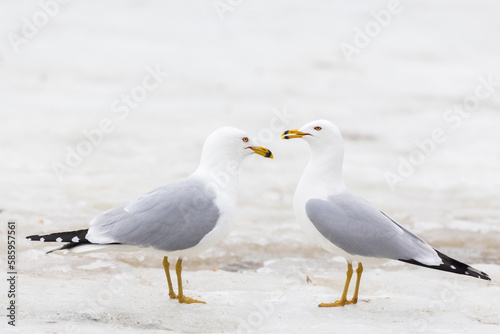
1,1,499,333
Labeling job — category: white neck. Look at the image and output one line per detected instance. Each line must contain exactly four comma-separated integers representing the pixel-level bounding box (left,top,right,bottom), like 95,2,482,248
192,152,242,198
296,144,346,200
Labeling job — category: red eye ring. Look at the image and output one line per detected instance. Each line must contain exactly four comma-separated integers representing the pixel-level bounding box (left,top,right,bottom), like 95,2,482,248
314,126,322,131
242,137,249,142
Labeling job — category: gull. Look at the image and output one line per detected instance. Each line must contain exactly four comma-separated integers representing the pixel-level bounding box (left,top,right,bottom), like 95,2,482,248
282,119,490,307
27,127,273,304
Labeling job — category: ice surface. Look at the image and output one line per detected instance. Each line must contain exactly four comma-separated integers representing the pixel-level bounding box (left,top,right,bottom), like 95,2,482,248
1,0,499,333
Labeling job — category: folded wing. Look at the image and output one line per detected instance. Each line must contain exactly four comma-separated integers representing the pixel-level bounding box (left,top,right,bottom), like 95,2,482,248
86,177,220,252
306,192,442,266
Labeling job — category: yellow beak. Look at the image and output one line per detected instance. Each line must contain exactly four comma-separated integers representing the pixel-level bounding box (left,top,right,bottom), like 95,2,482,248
250,146,274,159
281,129,310,139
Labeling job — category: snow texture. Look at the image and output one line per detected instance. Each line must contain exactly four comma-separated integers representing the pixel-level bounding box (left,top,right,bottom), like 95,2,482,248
1,0,499,333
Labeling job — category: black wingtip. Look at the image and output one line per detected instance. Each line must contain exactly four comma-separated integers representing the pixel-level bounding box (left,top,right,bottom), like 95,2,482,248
26,229,90,244
400,249,491,281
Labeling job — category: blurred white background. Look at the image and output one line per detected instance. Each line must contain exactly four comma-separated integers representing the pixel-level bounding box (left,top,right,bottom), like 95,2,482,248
1,1,499,333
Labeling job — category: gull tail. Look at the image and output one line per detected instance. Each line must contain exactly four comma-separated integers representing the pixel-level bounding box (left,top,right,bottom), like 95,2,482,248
26,229,91,253
399,249,490,281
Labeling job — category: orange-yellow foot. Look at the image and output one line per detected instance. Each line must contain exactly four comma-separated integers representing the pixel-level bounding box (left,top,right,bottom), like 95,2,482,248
178,295,206,304
319,299,346,307
319,297,358,307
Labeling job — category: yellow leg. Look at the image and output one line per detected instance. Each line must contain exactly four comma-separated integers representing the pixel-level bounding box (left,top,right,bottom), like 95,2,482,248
162,256,177,299
347,262,363,305
319,262,353,307
175,258,205,304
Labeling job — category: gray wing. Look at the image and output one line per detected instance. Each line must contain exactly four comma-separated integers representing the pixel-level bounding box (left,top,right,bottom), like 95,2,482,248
86,178,220,252
306,193,440,264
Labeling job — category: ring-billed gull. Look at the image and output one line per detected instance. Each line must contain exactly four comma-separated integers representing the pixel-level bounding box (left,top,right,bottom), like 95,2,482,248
282,119,490,307
27,127,273,304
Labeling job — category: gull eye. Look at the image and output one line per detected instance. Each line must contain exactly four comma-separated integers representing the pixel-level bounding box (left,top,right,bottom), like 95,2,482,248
242,137,249,143
314,126,322,131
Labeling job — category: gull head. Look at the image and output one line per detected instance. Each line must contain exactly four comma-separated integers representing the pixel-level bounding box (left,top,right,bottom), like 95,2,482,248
282,119,345,192
201,127,273,166
281,119,343,150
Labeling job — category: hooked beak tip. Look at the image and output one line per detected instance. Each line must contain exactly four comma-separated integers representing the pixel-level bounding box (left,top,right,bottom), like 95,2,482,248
281,129,309,139
249,146,273,159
